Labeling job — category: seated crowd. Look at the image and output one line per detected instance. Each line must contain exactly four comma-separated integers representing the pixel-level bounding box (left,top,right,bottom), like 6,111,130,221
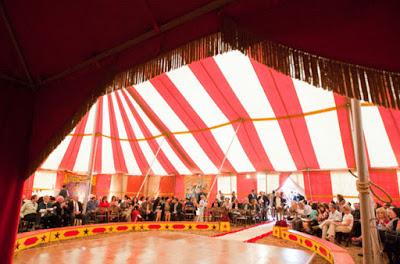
19,187,400,263
285,193,400,264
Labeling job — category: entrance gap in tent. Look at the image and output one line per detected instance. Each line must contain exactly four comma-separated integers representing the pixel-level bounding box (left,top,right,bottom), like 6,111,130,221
278,177,305,201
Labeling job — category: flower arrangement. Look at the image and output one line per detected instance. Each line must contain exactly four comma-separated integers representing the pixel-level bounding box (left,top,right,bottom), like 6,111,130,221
275,219,288,227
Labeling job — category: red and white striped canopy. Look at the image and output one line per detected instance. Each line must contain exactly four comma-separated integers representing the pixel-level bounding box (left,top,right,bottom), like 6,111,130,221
40,51,400,176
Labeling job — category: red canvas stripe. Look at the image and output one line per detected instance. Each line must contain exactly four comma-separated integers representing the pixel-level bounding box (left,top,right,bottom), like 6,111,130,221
379,107,400,165
115,90,150,175
303,171,332,202
190,59,273,171
251,60,319,170
279,172,291,188
117,90,178,175
107,94,128,173
93,97,103,173
126,87,200,174
369,169,400,205
58,112,89,170
334,94,355,169
150,75,236,173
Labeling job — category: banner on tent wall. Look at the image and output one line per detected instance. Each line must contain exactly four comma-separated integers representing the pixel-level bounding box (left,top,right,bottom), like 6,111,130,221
184,175,212,200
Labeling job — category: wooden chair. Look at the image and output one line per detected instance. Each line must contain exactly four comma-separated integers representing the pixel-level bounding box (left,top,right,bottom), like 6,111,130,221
108,206,120,222
184,206,195,220
96,207,108,223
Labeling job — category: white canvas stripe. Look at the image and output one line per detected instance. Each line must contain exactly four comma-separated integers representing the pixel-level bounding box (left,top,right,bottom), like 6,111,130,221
362,106,398,168
111,93,141,175
133,82,218,174
120,90,160,135
257,173,267,193
211,126,255,172
167,65,254,172
293,80,347,169
266,173,280,194
174,133,218,174
101,95,116,174
155,137,191,175
289,172,305,190
73,104,97,172
330,170,358,204
121,90,190,174
41,127,75,170
119,90,167,175
214,51,296,171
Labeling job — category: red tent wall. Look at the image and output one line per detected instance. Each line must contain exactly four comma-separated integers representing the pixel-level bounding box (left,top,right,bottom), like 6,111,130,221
174,174,185,199
370,170,400,206
159,176,175,197
236,174,257,200
303,171,333,203
22,175,35,198
126,176,145,197
94,174,112,198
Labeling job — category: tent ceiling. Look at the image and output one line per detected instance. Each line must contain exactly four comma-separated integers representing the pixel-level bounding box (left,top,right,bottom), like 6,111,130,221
1,0,398,177
39,52,400,176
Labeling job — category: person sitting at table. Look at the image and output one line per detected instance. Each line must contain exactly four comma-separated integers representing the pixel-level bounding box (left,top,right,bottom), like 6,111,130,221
319,203,343,240
326,205,354,242
87,195,99,213
211,199,220,208
38,195,56,228
303,200,312,216
222,198,232,210
68,196,83,225
317,203,329,223
99,196,110,208
52,195,69,227
241,198,250,210
131,205,142,222
20,195,39,230
231,199,240,210
304,203,319,234
287,201,298,220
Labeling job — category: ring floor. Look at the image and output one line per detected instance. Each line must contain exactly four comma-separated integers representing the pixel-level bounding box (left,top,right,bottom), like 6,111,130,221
14,231,313,264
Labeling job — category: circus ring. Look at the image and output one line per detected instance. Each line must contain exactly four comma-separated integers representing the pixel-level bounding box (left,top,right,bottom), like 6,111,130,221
13,222,354,264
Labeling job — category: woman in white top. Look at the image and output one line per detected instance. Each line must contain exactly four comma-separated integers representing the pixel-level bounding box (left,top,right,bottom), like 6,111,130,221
327,205,354,242
196,195,207,222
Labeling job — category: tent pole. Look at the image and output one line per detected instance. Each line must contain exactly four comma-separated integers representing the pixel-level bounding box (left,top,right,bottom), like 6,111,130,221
82,101,100,214
136,137,166,198
350,99,374,264
207,122,242,201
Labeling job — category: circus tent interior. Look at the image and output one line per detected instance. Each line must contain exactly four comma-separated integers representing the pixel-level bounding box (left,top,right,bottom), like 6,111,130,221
25,51,400,205
2,1,400,263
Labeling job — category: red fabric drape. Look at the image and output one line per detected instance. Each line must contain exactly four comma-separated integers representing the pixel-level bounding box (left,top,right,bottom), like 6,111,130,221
22,174,35,198
236,174,257,200
0,82,33,263
126,176,144,196
303,171,333,202
174,174,184,199
159,176,175,196
94,174,112,198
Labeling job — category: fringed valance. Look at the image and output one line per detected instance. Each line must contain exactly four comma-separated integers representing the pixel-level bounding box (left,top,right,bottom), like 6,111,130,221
108,22,400,109
31,22,400,178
